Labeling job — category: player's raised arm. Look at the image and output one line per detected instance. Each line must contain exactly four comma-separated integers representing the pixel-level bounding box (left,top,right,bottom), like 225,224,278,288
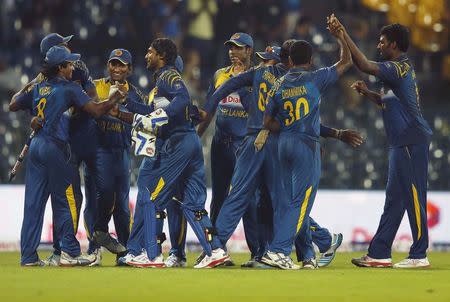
327,15,352,76
328,14,379,76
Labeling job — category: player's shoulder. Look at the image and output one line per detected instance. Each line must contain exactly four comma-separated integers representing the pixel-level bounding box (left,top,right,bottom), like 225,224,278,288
129,83,147,102
214,66,232,78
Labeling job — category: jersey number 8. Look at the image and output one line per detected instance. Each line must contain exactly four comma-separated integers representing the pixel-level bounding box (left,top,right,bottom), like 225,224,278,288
36,97,47,119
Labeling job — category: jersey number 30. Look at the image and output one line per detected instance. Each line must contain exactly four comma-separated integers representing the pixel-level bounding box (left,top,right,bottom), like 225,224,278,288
284,97,309,126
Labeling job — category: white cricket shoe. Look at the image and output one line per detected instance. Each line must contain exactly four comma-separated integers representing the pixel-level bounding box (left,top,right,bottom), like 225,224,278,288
43,253,60,266
194,248,230,269
127,250,165,268
394,257,430,268
165,254,187,268
351,255,392,268
302,258,318,269
318,233,343,267
117,253,135,266
59,251,95,267
88,249,102,267
261,251,300,270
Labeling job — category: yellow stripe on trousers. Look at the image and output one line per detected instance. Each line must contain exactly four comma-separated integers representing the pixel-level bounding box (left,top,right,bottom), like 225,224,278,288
178,216,186,245
66,184,78,233
151,177,165,201
296,186,312,233
411,184,422,240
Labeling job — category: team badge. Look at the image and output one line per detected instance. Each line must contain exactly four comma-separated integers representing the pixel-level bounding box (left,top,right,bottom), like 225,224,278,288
114,49,123,57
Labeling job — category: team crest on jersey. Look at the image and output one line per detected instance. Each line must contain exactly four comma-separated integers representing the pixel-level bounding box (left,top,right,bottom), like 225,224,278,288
39,86,51,96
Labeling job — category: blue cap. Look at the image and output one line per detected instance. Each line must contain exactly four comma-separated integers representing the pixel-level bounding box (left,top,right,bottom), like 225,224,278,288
45,46,81,66
175,55,183,73
224,32,254,48
256,46,281,62
108,48,132,65
40,33,73,56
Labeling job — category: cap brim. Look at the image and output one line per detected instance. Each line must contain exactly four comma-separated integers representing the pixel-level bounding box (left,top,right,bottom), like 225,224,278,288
66,53,81,62
256,52,280,61
62,35,73,44
108,57,130,65
224,40,246,47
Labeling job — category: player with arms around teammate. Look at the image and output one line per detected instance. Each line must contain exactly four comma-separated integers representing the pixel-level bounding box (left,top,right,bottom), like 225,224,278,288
113,38,218,267
10,33,99,266
12,46,126,266
329,16,433,268
262,25,352,269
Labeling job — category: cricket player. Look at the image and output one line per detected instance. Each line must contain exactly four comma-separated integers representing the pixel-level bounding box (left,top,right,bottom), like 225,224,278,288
11,46,126,266
10,33,99,266
195,39,358,268
112,38,216,268
89,49,148,264
329,16,433,268
262,27,352,269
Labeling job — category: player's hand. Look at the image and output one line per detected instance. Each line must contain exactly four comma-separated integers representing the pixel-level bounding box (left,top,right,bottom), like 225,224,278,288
232,58,245,76
198,109,209,121
351,80,369,96
109,104,119,117
30,117,44,131
337,129,364,147
327,14,345,37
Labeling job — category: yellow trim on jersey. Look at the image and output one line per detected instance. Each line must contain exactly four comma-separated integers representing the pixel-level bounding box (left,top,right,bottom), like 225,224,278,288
94,78,129,102
178,216,186,245
66,184,78,233
148,87,157,105
411,184,422,240
296,186,312,233
151,177,165,201
214,67,233,89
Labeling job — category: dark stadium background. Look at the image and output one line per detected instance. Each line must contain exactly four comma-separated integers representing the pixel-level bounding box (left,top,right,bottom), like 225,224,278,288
1,0,448,190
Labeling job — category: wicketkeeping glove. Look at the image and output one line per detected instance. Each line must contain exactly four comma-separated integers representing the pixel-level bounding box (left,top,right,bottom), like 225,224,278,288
132,108,169,133
131,128,157,157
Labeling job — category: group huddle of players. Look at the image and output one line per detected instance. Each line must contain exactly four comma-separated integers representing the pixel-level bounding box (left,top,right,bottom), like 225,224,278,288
10,13,432,269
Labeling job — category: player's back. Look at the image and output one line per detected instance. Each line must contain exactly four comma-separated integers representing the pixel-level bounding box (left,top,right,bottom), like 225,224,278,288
32,78,78,143
247,63,288,134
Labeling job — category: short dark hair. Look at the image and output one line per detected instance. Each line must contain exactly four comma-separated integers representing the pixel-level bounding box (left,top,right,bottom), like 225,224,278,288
41,61,70,79
280,39,296,63
380,23,410,52
151,38,177,66
289,40,312,65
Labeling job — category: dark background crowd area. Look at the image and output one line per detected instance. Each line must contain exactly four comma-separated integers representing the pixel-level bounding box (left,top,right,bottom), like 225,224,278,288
1,0,449,190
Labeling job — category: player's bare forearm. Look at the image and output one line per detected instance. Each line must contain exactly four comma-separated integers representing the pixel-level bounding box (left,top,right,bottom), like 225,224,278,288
351,80,382,107
335,36,353,76
263,115,280,132
83,90,127,118
337,129,364,148
343,30,379,75
115,110,134,124
197,115,212,137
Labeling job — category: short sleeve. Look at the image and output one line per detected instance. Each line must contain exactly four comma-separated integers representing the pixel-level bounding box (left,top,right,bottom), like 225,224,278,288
14,90,34,112
313,66,338,91
67,83,90,108
376,61,400,84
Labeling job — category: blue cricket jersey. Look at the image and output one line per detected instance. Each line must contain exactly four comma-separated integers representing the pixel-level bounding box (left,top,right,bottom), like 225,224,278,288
204,66,251,138
93,78,147,149
16,76,90,143
204,63,288,135
377,55,432,146
265,66,338,141
148,65,196,138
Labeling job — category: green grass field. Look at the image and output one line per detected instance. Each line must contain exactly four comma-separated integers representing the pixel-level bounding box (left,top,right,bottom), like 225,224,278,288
1,252,449,301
